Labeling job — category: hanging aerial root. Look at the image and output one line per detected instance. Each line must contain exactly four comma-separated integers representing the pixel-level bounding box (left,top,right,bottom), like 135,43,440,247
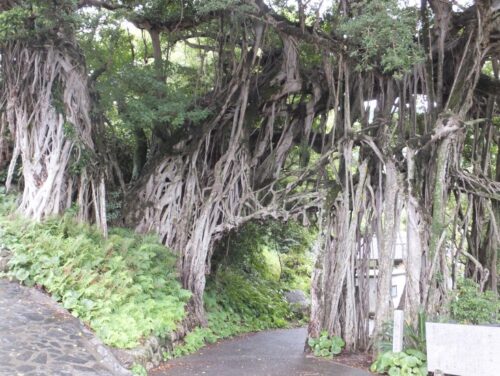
3,41,106,231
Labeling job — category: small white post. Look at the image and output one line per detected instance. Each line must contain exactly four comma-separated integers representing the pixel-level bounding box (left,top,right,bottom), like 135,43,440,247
392,310,404,353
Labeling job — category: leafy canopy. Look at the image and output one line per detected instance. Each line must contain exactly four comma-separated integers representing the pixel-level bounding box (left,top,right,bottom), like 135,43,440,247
0,0,77,43
339,0,423,75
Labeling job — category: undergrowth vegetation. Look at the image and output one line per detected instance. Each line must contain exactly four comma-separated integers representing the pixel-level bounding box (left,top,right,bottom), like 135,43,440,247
211,220,316,293
449,279,499,324
168,220,316,357
371,311,428,375
370,349,427,376
0,194,190,348
307,331,345,357
0,194,315,357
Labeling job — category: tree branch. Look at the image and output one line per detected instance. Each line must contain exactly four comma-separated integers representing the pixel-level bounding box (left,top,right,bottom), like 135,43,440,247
77,0,126,10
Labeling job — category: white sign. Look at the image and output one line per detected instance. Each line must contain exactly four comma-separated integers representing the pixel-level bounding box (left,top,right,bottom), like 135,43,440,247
426,322,500,376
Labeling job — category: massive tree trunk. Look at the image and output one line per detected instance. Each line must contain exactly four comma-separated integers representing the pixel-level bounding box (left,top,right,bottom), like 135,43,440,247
308,0,497,351
123,27,322,327
373,160,402,341
5,0,491,352
309,146,370,351
1,2,107,232
113,0,499,351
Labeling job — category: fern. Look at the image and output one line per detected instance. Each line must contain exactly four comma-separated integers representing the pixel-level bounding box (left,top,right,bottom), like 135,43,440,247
0,195,190,349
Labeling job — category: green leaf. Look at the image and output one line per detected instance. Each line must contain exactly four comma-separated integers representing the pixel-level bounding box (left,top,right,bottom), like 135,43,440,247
418,366,428,376
331,336,345,348
379,352,395,371
307,338,317,347
404,355,420,368
388,366,402,376
15,268,30,281
319,348,330,357
331,344,342,355
370,360,380,373
405,349,426,362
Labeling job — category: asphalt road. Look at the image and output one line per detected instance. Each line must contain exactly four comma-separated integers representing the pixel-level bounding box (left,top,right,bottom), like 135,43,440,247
151,328,371,376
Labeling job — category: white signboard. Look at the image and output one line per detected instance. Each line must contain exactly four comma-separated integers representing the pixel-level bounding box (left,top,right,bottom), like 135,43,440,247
426,322,500,376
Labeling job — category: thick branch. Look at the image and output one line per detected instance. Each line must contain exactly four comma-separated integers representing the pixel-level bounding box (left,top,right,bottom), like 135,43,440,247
77,0,126,10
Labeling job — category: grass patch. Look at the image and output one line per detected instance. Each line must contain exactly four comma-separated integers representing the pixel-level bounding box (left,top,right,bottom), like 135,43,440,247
0,194,190,349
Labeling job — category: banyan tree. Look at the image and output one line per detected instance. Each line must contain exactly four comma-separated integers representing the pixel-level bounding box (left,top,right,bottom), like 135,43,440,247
1,0,499,351
0,0,108,232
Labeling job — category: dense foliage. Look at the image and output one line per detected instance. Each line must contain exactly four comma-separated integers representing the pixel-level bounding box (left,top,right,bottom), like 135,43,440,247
307,331,345,357
338,0,423,74
211,221,315,291
370,349,427,376
0,193,315,364
0,195,190,348
208,221,315,326
1,0,499,363
168,220,315,356
0,0,76,43
449,279,499,325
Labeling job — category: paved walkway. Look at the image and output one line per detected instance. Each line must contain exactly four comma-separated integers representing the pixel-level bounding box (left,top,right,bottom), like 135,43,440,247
1,279,370,376
151,328,371,376
0,280,130,376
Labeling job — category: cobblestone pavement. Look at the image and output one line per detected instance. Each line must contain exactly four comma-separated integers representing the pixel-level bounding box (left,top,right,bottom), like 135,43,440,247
0,279,131,376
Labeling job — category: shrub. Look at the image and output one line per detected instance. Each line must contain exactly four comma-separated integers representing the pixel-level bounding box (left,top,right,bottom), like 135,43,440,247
206,220,315,337
208,268,292,329
307,331,345,357
404,311,427,354
375,310,427,353
377,311,427,354
211,220,316,293
0,196,191,348
449,279,499,325
170,327,217,358
370,349,427,376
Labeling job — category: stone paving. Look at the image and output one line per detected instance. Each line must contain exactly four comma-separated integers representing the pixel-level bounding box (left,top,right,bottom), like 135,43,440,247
0,279,131,376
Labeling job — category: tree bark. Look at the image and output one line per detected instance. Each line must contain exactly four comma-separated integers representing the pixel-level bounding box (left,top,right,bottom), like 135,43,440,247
3,38,107,229
373,160,401,342
404,148,424,323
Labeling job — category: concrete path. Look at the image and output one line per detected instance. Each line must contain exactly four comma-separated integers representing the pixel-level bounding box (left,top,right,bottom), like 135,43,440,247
0,280,130,376
151,328,371,376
